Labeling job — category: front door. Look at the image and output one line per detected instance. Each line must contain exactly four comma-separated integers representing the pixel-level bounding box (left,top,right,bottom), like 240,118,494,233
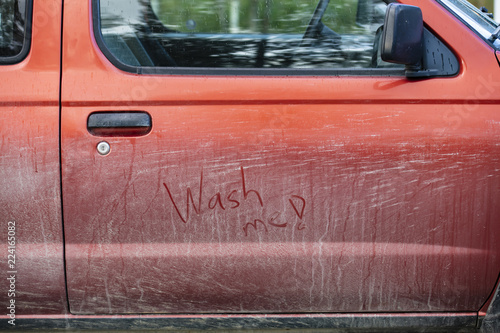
61,0,500,314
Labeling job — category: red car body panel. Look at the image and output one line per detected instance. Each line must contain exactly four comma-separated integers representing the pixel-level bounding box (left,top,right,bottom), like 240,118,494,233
59,0,500,315
0,0,498,330
0,0,67,315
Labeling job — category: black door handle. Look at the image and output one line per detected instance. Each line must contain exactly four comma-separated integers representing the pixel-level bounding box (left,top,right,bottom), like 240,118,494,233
87,112,152,137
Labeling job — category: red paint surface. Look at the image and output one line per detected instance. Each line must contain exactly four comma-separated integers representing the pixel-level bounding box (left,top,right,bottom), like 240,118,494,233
0,0,67,315
59,0,500,315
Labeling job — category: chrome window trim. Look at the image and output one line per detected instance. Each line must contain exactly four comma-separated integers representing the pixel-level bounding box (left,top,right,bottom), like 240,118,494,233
437,0,500,49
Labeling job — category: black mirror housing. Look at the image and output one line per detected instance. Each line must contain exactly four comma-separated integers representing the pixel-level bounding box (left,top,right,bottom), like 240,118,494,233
381,4,423,66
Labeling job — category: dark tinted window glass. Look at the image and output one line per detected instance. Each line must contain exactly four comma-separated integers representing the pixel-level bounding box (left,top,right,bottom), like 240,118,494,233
0,0,30,61
98,0,401,71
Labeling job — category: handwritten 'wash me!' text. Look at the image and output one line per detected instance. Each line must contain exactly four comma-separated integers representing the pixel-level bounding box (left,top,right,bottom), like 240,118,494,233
163,167,306,236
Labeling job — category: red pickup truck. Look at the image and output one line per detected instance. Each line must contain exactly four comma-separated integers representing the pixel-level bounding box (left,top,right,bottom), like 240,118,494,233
1,0,499,331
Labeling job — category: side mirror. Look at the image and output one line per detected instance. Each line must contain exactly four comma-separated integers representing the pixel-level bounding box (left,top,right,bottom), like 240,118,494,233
381,4,423,67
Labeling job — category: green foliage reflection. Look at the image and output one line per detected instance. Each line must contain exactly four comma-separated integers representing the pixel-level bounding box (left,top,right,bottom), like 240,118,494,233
151,0,362,34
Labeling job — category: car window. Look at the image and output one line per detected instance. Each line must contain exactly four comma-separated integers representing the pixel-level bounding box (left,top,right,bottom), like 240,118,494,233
96,0,404,74
0,0,31,64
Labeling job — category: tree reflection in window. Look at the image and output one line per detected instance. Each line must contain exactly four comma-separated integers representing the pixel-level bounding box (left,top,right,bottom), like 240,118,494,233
0,0,27,59
99,0,402,70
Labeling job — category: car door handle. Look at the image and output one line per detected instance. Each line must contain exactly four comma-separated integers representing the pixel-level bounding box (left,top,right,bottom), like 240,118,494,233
87,112,152,137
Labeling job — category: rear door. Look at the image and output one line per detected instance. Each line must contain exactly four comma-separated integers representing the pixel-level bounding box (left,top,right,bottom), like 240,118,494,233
61,0,500,314
0,0,66,314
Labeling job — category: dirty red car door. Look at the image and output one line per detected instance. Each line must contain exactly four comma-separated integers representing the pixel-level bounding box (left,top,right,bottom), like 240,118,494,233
61,0,500,317
0,0,66,317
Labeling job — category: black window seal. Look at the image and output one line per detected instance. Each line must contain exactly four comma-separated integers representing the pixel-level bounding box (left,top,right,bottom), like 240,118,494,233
0,0,33,65
91,0,406,77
